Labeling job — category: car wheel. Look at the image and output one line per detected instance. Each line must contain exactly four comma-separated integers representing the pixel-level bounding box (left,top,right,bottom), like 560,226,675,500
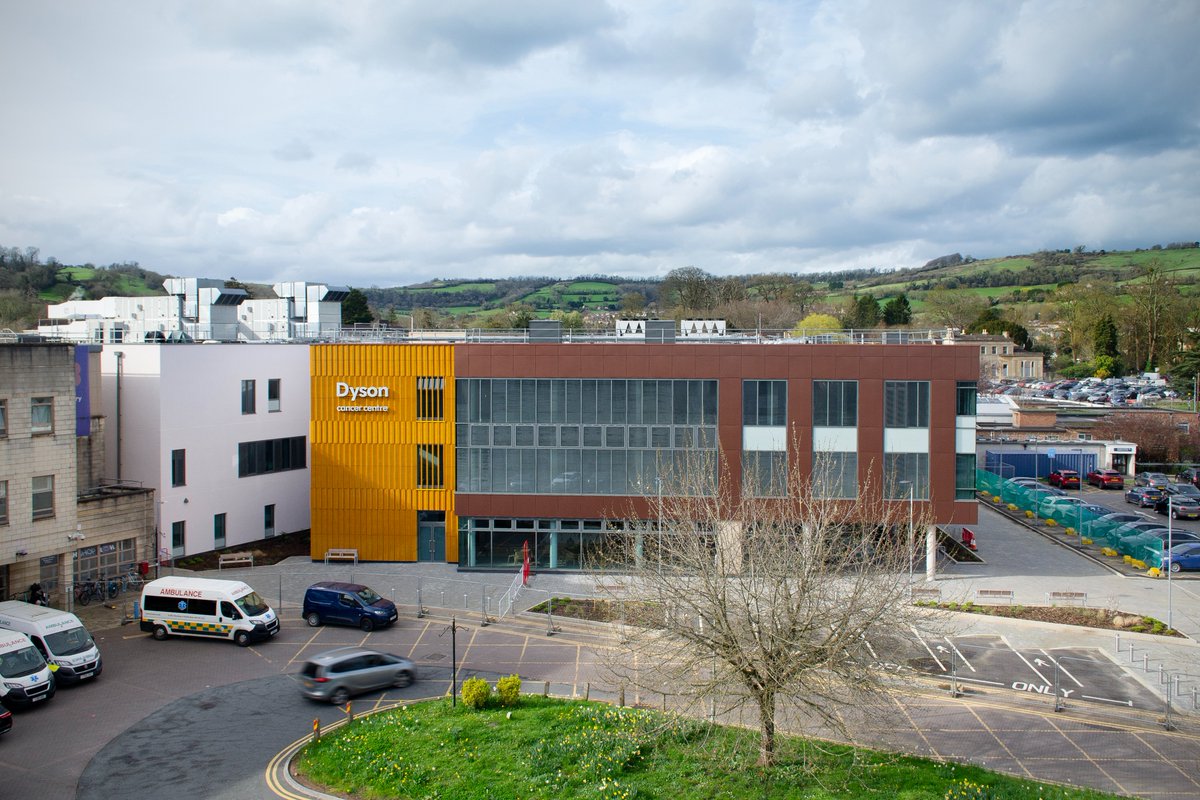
359,617,375,632
152,625,169,641
1170,562,1182,573
392,670,413,689
234,630,251,647
305,612,322,627
330,687,350,706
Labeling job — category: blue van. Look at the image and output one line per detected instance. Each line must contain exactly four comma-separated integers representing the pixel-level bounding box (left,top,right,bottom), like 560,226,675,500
302,582,398,631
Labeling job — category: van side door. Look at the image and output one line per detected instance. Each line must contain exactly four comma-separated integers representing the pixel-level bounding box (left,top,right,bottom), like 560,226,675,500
219,601,243,631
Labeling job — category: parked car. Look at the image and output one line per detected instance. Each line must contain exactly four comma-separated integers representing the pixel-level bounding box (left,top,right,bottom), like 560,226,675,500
1110,520,1174,541
1162,542,1200,573
1091,512,1143,535
1047,469,1080,489
1165,483,1200,500
1134,472,1172,489
1038,496,1087,517
1087,469,1125,489
1154,492,1200,520
1140,530,1200,546
297,647,415,705
1125,486,1166,507
303,582,398,632
0,706,10,736
1177,468,1200,489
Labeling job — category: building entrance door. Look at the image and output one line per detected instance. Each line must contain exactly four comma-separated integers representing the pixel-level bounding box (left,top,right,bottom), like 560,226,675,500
417,511,446,562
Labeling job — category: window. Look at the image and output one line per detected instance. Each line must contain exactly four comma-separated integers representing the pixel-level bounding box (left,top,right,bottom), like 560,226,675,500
31,397,53,434
884,381,929,428
956,382,977,416
417,377,445,420
238,436,307,477
417,444,444,488
812,452,857,499
885,453,929,499
39,555,59,595
742,380,786,426
0,480,7,524
955,454,976,500
812,381,857,427
241,379,256,414
268,379,281,413
214,513,227,549
32,475,54,519
264,504,275,538
743,451,787,496
171,520,186,554
171,449,186,487
0,399,7,436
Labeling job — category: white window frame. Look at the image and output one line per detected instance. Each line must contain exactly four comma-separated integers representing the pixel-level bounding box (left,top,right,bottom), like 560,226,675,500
31,397,54,434
32,475,55,519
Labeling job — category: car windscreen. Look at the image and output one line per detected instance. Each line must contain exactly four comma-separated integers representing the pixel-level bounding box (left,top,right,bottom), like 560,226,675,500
44,626,94,657
356,587,383,605
235,591,270,617
0,645,46,679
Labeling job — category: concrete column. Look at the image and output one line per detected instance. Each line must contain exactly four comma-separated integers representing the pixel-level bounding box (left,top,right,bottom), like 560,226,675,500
716,520,743,575
925,523,937,581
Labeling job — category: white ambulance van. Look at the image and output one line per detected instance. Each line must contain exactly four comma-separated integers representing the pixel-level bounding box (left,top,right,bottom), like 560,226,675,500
140,577,279,646
0,601,101,684
0,630,55,708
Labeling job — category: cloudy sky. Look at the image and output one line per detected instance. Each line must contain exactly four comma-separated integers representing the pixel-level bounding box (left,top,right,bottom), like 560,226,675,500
1,1,1197,288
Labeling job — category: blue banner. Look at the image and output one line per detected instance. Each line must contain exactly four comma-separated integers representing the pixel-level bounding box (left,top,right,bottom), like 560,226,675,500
75,345,91,436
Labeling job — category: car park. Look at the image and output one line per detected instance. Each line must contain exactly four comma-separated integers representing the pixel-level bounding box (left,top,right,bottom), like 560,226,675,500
1087,469,1125,489
297,647,416,705
1135,472,1172,489
1125,486,1166,507
302,582,398,632
1048,469,1080,489
1162,542,1200,572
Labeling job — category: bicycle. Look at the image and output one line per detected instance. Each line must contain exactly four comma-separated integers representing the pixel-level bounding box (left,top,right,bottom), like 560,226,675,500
104,577,121,600
74,581,106,607
121,571,144,593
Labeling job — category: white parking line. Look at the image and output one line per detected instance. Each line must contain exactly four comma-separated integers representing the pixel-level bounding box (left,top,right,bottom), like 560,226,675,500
944,638,976,672
1000,634,1051,685
1039,649,1084,687
911,626,944,671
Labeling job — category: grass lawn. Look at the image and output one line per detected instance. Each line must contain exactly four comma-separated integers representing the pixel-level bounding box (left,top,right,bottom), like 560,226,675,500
295,696,1119,800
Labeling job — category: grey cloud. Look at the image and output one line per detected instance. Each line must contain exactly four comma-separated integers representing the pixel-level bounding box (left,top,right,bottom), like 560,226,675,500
356,0,617,69
273,139,314,162
335,152,376,172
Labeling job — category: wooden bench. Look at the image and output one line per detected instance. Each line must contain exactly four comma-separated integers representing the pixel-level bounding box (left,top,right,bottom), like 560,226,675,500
910,587,941,602
218,552,254,570
975,588,1015,604
1047,591,1087,607
324,548,359,565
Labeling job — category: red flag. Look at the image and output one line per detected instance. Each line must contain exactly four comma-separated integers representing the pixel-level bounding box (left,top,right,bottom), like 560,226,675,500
521,540,531,586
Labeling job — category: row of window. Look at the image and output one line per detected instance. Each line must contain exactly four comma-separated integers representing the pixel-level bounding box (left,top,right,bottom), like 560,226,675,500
456,423,718,450
169,506,273,555
457,379,720,426
0,476,55,524
0,397,56,437
240,378,283,415
457,447,717,495
452,379,976,429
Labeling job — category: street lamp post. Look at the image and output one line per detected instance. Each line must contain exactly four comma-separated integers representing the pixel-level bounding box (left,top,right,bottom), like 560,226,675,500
899,480,914,585
1167,496,1174,631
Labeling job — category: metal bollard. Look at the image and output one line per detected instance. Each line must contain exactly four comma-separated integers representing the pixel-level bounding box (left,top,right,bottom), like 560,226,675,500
1159,665,1166,685
440,591,445,607
1143,653,1149,672
1115,632,1120,653
584,682,590,701
480,586,488,626
546,595,554,637
543,680,549,697
463,593,468,610
416,581,424,618
619,686,625,707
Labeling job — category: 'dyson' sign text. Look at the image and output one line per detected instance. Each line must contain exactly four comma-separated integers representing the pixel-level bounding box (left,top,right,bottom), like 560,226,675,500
335,381,390,412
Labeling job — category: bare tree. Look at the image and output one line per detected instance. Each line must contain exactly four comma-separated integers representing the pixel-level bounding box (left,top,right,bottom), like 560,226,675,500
597,450,940,767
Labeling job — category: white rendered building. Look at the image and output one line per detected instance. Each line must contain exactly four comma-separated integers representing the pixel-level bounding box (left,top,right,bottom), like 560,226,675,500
43,279,348,343
100,343,311,557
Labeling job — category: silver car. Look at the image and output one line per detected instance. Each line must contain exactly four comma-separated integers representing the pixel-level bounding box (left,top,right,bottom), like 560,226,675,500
298,647,416,705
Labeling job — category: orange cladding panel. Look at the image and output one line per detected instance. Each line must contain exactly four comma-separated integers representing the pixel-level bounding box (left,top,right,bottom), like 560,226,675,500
309,344,457,562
